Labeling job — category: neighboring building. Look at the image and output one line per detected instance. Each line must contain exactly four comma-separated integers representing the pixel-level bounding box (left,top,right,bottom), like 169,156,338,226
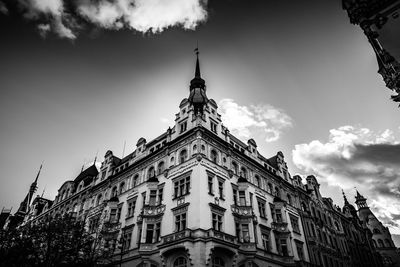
4,51,388,267
295,175,382,267
0,207,12,229
342,0,400,105
355,191,400,266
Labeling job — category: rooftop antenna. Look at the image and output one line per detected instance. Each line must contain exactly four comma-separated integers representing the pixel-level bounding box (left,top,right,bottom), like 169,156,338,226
122,140,126,158
41,186,46,198
94,150,98,165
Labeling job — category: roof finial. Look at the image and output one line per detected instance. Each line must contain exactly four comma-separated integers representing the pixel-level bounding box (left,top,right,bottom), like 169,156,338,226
94,150,98,165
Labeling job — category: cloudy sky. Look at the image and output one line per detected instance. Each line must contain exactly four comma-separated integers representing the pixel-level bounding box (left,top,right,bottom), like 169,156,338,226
0,0,399,233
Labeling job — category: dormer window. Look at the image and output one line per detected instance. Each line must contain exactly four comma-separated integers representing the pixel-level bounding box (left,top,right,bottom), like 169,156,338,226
182,108,186,114
180,121,187,133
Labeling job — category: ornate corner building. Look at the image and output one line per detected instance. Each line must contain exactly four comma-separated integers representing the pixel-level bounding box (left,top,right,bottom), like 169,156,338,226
342,0,400,106
2,52,394,267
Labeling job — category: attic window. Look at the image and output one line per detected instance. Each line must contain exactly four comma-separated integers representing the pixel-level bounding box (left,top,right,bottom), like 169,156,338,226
180,121,187,133
182,108,186,114
211,109,215,114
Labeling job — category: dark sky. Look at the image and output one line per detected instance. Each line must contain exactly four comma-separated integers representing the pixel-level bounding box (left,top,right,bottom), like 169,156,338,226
1,0,399,232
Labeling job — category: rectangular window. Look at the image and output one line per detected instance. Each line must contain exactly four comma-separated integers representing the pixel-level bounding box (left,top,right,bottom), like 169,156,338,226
212,213,223,231
296,243,304,260
208,176,214,194
261,232,270,251
218,180,224,199
116,203,123,221
235,223,241,238
173,176,191,198
280,239,288,256
276,209,282,223
232,188,238,205
158,187,164,204
122,227,133,251
127,198,136,218
258,200,266,218
242,224,250,243
290,215,300,233
155,222,161,242
110,208,117,222
175,213,187,232
149,190,157,206
239,191,246,206
145,224,154,243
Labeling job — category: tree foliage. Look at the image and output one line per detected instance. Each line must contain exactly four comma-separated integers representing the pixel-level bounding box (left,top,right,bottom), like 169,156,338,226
0,214,113,267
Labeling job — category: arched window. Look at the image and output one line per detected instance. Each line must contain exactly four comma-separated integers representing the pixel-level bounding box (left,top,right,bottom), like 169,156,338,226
212,256,225,267
211,149,218,163
268,183,273,194
240,167,247,179
173,256,187,267
275,187,281,198
193,144,197,152
132,174,139,187
148,166,155,179
119,182,125,194
378,239,384,248
111,186,118,197
373,228,381,234
255,175,260,187
157,161,165,175
179,149,187,164
301,202,307,212
96,194,103,206
80,199,85,211
232,162,238,174
287,194,292,205
385,239,391,247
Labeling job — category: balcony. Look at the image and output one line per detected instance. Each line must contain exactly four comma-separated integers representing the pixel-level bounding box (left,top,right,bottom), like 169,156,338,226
142,204,166,217
231,204,253,217
88,203,106,217
271,221,289,233
207,229,237,244
101,219,121,241
161,229,192,244
239,242,256,252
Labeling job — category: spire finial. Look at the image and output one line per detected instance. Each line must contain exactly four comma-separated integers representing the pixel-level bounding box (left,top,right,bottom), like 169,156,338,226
194,45,201,78
34,162,43,184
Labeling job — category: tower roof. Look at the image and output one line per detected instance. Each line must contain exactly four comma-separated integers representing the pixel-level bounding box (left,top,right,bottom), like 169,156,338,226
190,48,206,90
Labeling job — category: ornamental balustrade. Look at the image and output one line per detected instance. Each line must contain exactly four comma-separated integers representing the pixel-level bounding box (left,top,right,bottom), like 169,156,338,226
231,204,253,217
271,221,289,233
142,204,166,217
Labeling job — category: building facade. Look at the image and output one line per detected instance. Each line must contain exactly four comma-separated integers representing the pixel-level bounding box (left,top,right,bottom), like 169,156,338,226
355,191,400,266
4,52,389,267
342,0,400,105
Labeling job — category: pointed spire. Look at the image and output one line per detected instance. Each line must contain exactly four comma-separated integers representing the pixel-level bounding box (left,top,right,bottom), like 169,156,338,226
34,163,43,184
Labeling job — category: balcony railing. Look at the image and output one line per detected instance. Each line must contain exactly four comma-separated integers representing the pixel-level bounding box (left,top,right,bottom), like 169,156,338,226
207,229,237,244
101,220,121,241
231,204,253,217
161,229,192,244
271,221,289,233
142,204,166,217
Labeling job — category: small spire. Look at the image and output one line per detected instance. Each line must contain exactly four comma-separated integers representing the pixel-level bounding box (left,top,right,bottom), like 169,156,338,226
342,189,349,205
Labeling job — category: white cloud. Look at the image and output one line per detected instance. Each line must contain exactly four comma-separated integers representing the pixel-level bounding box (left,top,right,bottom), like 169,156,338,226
0,1,9,15
14,0,208,39
218,98,293,142
292,125,400,233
